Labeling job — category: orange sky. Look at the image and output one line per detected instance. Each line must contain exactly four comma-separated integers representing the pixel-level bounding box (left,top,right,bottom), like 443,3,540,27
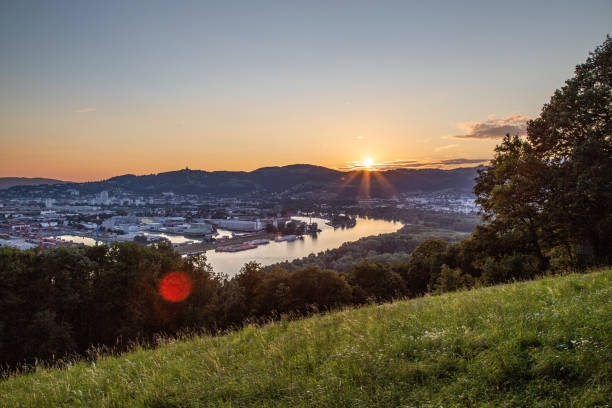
1,2,609,182
0,102,502,181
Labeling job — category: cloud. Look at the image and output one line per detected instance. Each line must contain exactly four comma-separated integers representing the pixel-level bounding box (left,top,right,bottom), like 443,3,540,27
355,135,366,140
74,107,96,113
340,158,489,171
438,158,488,166
434,143,459,152
450,114,529,140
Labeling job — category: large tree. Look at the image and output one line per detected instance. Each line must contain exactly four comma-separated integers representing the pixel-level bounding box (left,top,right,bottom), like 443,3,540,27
475,37,612,267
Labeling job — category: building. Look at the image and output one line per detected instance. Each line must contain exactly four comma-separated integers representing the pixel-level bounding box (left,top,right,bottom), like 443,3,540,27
205,218,265,232
0,239,37,250
99,191,110,205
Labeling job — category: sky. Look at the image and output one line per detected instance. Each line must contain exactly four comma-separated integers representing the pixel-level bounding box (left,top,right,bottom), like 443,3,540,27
0,1,610,181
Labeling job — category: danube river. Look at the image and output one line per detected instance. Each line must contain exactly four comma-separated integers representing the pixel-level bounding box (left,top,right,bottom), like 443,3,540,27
205,216,401,277
60,216,401,277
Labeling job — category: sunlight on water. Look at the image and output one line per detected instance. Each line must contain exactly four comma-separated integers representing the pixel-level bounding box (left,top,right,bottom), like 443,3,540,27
205,216,401,277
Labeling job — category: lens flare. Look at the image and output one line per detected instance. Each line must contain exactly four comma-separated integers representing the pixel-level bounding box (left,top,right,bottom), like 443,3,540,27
159,272,192,302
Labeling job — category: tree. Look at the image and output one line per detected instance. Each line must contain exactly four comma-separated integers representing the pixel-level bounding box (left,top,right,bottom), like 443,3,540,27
396,239,449,295
286,267,352,312
474,37,612,268
526,37,612,265
349,260,406,302
434,264,474,294
474,135,549,269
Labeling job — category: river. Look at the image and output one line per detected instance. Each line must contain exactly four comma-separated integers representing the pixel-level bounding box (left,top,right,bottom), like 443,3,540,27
204,216,401,277
58,216,401,277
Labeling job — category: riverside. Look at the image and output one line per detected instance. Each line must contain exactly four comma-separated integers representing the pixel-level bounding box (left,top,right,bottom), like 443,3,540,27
59,216,401,277
205,216,401,276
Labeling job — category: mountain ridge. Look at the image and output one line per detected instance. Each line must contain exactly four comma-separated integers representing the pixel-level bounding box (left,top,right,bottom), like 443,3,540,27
1,164,482,197
0,177,69,190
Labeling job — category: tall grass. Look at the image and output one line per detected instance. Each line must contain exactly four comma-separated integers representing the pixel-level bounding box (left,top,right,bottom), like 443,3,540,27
1,269,610,407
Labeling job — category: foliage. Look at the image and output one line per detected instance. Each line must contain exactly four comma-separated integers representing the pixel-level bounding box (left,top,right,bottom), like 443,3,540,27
1,270,610,407
433,264,474,293
0,229,558,371
397,239,449,295
475,37,612,268
266,223,468,273
0,243,223,369
349,260,406,302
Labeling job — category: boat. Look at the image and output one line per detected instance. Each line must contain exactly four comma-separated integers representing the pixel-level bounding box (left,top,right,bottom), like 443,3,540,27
274,234,297,242
215,243,258,252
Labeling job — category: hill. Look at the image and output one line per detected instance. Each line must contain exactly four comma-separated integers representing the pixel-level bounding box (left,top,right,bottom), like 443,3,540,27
0,177,68,190
101,164,343,196
1,164,480,197
2,269,610,407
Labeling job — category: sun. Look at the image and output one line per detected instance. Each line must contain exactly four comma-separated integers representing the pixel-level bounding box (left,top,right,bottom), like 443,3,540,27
363,157,374,169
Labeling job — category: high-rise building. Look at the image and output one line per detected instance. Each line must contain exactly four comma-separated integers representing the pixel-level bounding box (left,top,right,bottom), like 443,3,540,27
99,191,109,204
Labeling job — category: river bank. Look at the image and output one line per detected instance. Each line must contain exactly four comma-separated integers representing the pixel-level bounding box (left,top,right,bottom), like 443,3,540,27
175,232,276,255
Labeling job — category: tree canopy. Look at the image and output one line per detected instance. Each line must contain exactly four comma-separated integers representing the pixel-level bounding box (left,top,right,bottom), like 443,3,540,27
475,36,612,268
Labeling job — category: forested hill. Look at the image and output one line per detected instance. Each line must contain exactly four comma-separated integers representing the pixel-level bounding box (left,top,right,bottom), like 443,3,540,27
0,177,68,190
2,164,480,197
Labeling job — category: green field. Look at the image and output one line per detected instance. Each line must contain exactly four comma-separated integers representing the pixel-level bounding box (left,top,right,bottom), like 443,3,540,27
1,269,611,407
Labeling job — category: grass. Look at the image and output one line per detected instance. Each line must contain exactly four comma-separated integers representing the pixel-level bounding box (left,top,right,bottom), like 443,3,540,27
1,269,611,407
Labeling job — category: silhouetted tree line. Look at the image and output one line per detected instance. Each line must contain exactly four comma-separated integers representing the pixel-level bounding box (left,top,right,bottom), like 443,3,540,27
0,235,547,371
0,243,222,370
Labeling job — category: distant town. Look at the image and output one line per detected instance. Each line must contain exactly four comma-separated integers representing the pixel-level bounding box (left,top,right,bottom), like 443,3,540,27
0,179,478,253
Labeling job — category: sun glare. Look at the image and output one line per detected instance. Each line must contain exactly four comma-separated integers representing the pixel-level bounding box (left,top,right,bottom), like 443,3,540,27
363,157,374,169
159,272,193,302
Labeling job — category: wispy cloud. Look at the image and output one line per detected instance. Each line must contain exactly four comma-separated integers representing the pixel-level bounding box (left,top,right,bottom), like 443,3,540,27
355,135,366,140
438,158,488,166
450,114,529,140
434,143,459,152
340,158,489,171
74,107,96,113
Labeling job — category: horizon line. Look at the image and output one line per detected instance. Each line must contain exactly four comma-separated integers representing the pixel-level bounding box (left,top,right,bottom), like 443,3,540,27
0,162,487,183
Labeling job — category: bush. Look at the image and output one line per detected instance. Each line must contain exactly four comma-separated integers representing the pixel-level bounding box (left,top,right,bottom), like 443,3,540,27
434,264,474,294
481,253,541,284
349,260,406,302
397,239,449,295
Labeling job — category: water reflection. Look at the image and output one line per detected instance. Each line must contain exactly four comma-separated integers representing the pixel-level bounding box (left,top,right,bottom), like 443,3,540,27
205,216,400,277
58,216,401,278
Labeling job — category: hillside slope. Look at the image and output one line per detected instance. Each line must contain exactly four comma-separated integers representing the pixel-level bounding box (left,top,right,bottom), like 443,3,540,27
1,270,610,407
0,177,67,190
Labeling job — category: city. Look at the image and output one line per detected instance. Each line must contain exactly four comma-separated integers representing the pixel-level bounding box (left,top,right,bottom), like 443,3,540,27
0,179,478,255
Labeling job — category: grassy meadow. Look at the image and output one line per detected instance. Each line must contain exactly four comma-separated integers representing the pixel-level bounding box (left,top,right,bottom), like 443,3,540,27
1,269,611,407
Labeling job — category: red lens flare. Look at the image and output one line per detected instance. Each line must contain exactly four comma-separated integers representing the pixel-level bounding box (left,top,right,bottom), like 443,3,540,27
159,272,192,302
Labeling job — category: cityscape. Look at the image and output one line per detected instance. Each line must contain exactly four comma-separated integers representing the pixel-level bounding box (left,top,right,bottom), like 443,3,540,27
0,174,478,255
